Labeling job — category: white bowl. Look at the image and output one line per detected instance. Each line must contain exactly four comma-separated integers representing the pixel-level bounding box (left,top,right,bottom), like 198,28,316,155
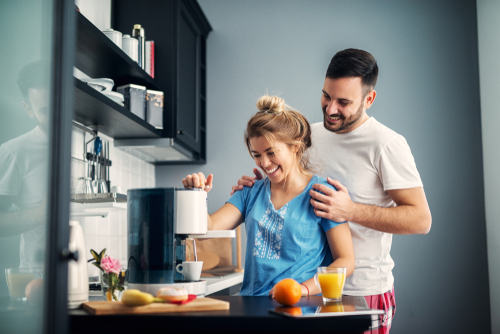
101,91,124,105
80,78,114,91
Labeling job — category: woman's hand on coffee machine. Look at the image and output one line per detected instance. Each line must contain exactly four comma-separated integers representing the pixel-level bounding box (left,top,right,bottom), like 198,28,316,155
182,172,213,193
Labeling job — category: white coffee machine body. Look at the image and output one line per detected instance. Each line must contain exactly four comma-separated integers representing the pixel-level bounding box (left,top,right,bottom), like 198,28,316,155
67,220,89,309
175,188,207,235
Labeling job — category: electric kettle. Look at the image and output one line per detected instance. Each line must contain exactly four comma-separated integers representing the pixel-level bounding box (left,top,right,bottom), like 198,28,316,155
67,220,89,309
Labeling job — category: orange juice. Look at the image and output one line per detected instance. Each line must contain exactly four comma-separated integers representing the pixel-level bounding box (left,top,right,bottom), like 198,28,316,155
6,272,35,299
317,272,345,300
319,303,344,313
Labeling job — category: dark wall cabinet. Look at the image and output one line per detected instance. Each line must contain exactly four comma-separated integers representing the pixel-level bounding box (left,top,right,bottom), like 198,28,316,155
114,0,211,164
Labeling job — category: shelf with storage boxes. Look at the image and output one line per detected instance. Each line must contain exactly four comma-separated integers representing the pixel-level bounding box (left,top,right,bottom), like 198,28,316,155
75,10,162,140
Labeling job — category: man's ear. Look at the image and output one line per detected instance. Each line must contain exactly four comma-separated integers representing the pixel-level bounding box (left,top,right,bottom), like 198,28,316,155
364,90,377,110
22,101,35,118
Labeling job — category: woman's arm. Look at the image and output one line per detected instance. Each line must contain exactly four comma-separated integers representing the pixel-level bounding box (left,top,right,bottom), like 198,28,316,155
299,223,355,296
182,172,244,231
208,203,244,230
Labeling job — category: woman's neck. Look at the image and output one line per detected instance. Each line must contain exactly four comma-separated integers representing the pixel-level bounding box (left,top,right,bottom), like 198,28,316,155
270,168,312,194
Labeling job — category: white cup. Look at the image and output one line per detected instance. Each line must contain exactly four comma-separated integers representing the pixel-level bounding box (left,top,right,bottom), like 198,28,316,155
111,186,122,194
122,34,139,63
176,261,203,281
102,29,122,49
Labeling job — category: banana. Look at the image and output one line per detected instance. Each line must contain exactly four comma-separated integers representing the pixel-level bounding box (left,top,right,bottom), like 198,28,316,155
121,289,164,306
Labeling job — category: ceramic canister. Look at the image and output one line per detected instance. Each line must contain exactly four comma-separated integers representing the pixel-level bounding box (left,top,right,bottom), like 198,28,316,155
102,28,122,49
122,34,138,63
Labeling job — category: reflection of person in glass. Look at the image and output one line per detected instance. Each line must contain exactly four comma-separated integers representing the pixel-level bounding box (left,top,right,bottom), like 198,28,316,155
0,61,49,268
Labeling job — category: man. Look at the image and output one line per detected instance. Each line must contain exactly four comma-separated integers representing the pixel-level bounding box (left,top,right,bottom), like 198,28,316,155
0,61,50,268
232,49,431,334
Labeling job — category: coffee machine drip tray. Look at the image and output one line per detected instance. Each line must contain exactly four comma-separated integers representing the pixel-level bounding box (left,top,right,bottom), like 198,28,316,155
128,281,207,297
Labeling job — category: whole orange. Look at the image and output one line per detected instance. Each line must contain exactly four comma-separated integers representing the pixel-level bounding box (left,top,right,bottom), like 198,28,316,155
274,278,302,306
25,278,44,305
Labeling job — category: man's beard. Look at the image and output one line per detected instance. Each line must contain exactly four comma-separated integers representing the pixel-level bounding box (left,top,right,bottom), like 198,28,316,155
323,102,364,133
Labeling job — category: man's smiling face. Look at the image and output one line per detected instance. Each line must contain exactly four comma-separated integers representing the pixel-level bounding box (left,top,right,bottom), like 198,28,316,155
321,77,373,134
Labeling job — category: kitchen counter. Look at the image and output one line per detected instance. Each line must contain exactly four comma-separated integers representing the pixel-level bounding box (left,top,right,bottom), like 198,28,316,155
205,272,243,295
69,295,375,334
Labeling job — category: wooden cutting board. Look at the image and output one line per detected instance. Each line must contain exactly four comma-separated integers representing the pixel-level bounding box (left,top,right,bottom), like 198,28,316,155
83,297,229,315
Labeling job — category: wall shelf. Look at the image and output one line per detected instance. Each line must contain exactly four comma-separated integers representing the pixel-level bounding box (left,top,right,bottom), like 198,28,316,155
70,201,127,218
189,230,236,239
74,78,162,139
76,11,159,90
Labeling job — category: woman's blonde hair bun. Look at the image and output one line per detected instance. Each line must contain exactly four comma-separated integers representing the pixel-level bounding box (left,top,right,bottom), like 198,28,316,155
256,95,286,114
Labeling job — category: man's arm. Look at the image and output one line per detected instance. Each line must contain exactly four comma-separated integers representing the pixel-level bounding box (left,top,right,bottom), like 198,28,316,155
309,178,431,235
0,195,47,237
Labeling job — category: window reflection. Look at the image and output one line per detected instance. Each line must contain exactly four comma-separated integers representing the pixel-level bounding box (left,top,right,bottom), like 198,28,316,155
0,60,50,311
0,61,49,260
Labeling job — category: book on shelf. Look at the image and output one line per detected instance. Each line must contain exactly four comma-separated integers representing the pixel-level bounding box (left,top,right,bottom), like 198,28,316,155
145,41,155,78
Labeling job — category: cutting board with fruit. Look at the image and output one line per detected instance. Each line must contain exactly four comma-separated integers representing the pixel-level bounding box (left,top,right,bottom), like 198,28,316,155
83,297,229,315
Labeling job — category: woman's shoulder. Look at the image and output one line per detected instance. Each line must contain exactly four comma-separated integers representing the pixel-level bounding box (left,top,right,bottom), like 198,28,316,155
252,178,268,191
309,175,336,191
236,177,267,198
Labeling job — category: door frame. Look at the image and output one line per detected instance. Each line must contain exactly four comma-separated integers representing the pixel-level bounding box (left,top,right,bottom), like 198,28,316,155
43,1,76,334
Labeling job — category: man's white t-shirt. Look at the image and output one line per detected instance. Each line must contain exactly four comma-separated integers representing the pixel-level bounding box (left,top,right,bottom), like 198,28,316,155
309,117,423,296
0,126,48,268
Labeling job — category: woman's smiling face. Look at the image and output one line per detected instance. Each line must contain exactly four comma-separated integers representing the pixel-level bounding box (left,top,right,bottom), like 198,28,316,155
249,136,298,185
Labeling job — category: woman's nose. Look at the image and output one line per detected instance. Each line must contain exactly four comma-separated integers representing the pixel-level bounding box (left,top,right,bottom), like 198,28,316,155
260,156,270,167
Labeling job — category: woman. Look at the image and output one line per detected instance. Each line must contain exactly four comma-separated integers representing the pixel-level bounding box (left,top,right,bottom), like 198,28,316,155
182,95,354,297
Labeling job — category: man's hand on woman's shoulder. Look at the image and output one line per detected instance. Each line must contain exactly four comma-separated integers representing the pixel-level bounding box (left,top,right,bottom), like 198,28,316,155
230,168,263,195
310,177,354,223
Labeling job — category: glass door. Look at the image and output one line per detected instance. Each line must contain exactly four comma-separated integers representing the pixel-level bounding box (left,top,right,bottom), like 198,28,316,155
0,1,75,334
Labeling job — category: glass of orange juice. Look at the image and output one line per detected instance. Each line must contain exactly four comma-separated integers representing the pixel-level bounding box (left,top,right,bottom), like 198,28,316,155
5,268,38,301
314,267,346,303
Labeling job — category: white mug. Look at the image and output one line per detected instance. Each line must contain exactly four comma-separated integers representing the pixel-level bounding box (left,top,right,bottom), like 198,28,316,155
110,186,122,194
176,261,203,281
122,34,138,63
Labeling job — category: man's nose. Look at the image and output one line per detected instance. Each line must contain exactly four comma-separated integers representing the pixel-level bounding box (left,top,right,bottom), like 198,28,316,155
324,101,338,115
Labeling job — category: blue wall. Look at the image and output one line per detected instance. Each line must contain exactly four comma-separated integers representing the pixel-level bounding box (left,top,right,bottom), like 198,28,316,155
156,1,490,332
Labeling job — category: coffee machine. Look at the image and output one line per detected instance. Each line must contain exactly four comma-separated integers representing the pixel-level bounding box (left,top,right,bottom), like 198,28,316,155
126,188,207,296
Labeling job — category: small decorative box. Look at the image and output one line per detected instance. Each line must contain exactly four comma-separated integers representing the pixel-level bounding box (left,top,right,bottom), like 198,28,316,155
146,90,163,129
117,84,146,119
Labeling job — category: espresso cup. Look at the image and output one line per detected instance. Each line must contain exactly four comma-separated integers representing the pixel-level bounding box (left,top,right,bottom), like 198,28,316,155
176,261,203,281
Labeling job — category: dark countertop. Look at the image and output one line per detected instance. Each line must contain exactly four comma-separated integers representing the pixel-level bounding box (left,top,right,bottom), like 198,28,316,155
69,295,374,334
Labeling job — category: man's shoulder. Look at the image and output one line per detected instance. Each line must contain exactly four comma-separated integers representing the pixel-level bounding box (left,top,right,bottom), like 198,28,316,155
1,127,45,153
366,117,406,147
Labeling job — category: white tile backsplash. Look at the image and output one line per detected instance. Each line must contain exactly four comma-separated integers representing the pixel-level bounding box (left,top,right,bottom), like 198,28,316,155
70,130,155,274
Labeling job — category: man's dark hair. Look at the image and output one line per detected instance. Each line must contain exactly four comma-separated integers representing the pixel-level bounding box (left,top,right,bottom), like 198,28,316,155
326,48,378,96
17,61,49,104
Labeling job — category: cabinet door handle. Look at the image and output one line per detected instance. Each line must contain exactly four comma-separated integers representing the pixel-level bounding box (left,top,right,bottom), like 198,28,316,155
178,129,184,135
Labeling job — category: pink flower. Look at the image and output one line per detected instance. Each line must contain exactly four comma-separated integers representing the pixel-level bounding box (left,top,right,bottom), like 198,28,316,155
100,256,121,275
